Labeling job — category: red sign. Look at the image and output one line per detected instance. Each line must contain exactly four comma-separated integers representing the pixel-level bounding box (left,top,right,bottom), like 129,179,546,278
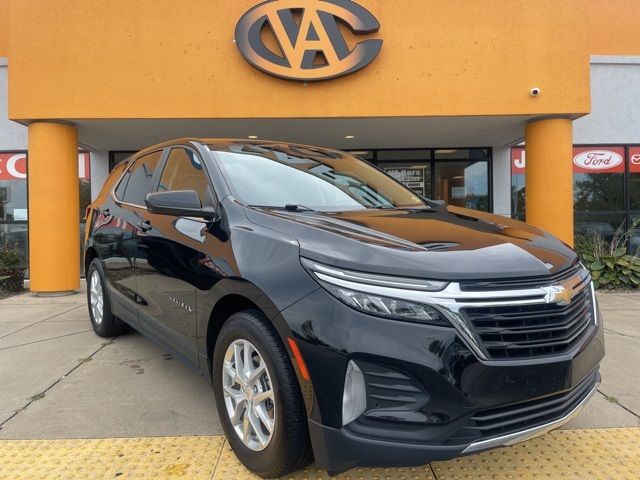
572,147,625,174
0,152,90,180
511,147,526,174
630,147,640,173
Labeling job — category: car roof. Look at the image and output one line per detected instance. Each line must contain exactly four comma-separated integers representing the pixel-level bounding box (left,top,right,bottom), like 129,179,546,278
133,138,346,159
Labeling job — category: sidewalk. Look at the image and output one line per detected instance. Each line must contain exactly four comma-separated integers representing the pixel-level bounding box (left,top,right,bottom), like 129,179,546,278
0,283,638,479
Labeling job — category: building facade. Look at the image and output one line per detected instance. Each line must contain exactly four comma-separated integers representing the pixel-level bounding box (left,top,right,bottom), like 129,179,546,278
0,0,639,292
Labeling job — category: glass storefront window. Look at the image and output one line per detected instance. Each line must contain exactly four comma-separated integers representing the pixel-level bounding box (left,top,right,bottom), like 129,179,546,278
511,145,640,251
374,148,490,210
574,213,626,244
630,214,640,255
573,147,625,211
0,153,29,267
434,148,490,161
0,152,91,273
630,147,640,211
377,150,431,161
511,147,526,220
435,161,489,211
379,163,431,198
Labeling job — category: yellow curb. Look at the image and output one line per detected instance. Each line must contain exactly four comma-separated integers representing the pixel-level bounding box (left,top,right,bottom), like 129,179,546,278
0,428,638,479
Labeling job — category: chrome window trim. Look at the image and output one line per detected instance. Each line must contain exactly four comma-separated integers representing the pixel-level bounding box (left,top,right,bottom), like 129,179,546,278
462,380,599,454
111,149,165,208
110,190,148,210
307,260,594,362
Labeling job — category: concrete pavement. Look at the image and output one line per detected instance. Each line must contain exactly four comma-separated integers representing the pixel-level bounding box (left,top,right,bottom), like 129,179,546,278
0,283,221,439
0,283,638,440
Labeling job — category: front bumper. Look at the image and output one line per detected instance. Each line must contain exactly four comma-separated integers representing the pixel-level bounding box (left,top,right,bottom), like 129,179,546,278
279,288,605,474
309,372,598,473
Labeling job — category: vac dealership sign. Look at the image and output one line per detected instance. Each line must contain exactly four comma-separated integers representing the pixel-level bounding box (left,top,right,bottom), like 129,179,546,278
235,0,383,81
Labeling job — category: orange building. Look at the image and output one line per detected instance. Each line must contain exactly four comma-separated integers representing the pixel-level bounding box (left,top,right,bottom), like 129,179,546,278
0,0,639,293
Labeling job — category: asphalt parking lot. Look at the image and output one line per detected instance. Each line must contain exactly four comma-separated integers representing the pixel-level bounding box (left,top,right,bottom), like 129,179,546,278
0,283,638,479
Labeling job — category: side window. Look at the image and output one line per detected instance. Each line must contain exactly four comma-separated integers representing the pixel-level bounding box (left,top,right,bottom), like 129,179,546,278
157,148,209,203
112,161,131,199
121,151,163,205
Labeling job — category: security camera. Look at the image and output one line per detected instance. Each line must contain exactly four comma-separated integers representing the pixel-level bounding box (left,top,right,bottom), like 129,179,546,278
530,87,541,97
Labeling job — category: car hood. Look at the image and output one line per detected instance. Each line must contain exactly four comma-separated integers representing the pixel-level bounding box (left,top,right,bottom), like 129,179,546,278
243,205,577,281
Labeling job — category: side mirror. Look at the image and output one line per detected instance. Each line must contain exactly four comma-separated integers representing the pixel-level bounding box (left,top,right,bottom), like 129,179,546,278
145,190,218,219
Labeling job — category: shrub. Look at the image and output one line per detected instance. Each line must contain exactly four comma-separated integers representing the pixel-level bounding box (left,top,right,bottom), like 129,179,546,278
575,221,640,290
0,242,24,291
0,242,21,273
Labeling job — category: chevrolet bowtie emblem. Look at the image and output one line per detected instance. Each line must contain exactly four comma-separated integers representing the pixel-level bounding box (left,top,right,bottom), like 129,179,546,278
542,285,574,306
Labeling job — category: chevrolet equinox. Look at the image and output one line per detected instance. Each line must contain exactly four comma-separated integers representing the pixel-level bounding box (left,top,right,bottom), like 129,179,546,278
85,139,604,477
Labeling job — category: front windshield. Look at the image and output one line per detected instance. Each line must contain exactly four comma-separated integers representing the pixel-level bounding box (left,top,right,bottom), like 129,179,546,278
210,143,427,211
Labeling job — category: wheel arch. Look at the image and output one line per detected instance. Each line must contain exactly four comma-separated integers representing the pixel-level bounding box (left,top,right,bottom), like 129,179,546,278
84,246,99,276
199,278,291,379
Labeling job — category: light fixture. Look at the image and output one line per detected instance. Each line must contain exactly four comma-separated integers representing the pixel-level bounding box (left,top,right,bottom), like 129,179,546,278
248,135,259,139
344,135,355,139
342,360,366,425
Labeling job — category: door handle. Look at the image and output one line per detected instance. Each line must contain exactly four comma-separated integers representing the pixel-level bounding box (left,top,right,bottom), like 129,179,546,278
137,220,152,232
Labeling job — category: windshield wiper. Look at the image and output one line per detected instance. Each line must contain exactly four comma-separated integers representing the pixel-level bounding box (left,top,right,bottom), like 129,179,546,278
284,204,317,212
370,204,395,209
249,204,318,213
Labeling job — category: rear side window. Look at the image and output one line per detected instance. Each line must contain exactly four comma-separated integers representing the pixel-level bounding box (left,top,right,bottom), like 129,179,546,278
113,162,131,200
121,151,163,205
157,148,209,202
104,161,129,199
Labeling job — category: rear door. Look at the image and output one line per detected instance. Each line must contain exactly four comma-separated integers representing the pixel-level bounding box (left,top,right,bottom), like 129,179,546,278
93,153,161,325
135,146,212,366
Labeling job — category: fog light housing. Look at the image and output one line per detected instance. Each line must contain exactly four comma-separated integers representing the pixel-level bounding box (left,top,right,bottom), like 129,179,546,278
342,360,367,426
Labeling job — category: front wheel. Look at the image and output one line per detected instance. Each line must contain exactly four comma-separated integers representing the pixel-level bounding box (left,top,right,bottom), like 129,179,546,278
212,310,312,477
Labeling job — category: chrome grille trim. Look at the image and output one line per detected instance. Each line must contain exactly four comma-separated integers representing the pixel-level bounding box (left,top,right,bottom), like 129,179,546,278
311,265,594,361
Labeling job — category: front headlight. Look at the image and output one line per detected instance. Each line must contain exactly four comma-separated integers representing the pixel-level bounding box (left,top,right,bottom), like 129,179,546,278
301,258,450,326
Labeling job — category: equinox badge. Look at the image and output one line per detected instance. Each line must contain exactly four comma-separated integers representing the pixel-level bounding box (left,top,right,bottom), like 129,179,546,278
169,296,193,312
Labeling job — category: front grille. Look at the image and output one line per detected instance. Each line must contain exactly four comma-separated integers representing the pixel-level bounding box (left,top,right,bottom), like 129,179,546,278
468,370,599,438
463,286,593,359
459,263,581,292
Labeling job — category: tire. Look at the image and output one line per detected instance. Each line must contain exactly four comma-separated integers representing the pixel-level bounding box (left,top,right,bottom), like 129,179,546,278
212,310,313,478
86,258,127,337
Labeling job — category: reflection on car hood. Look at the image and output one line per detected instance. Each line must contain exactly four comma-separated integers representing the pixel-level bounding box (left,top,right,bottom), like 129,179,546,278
244,205,577,281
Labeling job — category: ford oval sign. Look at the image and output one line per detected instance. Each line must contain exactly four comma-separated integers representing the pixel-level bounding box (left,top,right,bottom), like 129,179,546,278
234,0,383,82
573,150,623,171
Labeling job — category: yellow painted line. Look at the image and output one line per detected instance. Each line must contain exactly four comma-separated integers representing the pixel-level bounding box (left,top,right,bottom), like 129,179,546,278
0,428,638,480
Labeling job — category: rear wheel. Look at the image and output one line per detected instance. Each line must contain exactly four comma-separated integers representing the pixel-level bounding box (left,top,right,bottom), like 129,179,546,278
212,310,312,477
86,258,127,337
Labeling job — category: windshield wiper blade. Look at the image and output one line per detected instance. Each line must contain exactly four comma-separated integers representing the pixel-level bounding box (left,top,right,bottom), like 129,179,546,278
370,204,395,209
284,204,317,212
248,204,318,212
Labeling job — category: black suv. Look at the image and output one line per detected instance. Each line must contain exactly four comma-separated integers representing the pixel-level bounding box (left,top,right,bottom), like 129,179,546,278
85,139,604,477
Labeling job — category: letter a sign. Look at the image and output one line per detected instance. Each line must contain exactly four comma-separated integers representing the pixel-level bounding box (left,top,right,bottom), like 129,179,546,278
235,0,383,81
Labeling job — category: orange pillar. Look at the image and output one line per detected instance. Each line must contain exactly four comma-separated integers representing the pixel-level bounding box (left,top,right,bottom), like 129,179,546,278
524,118,574,246
28,122,80,293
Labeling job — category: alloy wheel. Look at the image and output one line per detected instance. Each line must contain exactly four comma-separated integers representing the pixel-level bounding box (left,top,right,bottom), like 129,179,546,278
222,339,276,451
89,270,104,325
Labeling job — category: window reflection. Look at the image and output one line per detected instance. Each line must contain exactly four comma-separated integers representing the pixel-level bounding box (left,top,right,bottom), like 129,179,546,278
435,161,489,211
574,173,624,211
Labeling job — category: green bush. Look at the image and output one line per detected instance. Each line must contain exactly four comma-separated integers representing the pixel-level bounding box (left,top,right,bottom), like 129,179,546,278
575,221,640,290
0,242,21,274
